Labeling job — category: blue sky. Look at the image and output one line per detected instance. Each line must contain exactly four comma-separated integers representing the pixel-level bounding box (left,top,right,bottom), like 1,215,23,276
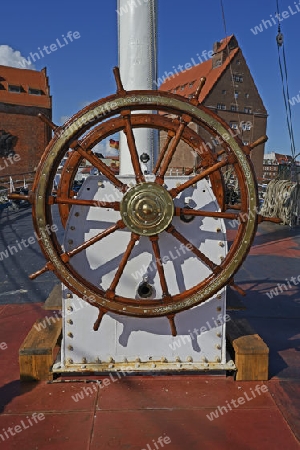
1,0,300,157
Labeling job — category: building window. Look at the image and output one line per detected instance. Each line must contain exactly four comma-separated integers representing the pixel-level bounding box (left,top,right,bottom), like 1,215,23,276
231,104,238,111
217,103,226,110
245,93,250,98
189,81,195,88
243,141,249,145
28,88,42,95
233,74,243,83
222,90,226,94
180,84,187,91
8,85,21,93
244,107,252,114
188,94,193,99
173,89,177,93
230,122,238,130
236,60,241,65
241,122,252,131
234,91,239,99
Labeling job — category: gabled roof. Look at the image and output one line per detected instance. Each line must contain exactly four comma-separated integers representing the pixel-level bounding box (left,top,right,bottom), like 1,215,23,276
159,35,239,102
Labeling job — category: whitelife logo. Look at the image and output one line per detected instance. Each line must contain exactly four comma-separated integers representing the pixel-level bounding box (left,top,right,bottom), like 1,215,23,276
18,31,81,68
206,385,269,421
0,413,45,443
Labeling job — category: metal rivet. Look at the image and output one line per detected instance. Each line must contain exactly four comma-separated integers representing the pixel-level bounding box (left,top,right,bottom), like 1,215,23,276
135,358,141,363
161,357,167,363
175,356,181,362
217,332,222,337
67,345,73,351
215,357,221,363
187,356,193,363
220,256,224,261
75,212,80,217
217,294,222,299
66,293,73,299
67,358,73,364
70,226,75,231
67,319,73,324
108,364,114,369
67,306,73,312
216,228,221,232
68,240,73,245
108,357,114,363
95,358,101,364
68,332,73,338
218,241,224,247
151,363,156,368
82,358,87,364
216,344,221,350
202,356,208,363
217,307,222,312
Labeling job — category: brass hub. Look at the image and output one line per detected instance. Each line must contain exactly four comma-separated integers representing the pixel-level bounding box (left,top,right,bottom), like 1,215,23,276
120,182,174,236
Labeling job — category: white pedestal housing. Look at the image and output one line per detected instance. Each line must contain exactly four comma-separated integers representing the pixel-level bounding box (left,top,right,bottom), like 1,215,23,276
58,175,231,373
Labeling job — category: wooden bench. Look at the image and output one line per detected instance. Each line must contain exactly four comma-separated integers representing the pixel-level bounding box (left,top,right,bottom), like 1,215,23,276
226,318,269,381
19,318,62,381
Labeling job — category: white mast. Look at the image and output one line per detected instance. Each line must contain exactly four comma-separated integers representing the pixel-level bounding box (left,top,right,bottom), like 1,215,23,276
117,0,158,175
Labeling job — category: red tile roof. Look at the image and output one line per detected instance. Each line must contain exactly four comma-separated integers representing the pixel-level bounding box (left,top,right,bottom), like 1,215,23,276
159,35,239,103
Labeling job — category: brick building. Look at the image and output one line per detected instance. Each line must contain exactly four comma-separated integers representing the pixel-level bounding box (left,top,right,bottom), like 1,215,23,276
159,35,268,181
0,65,52,183
262,152,297,181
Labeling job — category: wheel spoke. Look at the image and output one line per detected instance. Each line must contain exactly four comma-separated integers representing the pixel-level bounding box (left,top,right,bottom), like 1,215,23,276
156,118,190,184
169,158,228,198
150,236,171,299
52,197,120,210
225,203,241,210
106,233,140,299
166,224,220,273
174,207,239,220
60,220,126,262
122,112,146,183
153,131,174,175
71,141,127,192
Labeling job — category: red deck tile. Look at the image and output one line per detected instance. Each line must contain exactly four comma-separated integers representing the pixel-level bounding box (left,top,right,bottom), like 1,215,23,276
0,412,93,450
91,409,300,450
97,376,275,411
1,382,99,414
268,380,300,442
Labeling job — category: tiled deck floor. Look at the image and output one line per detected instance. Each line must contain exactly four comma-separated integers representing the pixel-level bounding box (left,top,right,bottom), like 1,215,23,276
0,217,299,449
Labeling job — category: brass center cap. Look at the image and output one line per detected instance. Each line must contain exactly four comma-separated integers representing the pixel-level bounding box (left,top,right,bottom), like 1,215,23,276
120,182,174,236
142,203,153,215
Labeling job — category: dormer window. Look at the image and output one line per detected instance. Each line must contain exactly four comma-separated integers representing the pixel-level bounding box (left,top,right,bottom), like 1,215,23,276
8,85,21,93
29,88,42,95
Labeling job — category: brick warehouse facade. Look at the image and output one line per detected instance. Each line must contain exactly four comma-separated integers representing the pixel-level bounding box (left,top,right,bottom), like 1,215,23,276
159,35,268,181
0,65,52,185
